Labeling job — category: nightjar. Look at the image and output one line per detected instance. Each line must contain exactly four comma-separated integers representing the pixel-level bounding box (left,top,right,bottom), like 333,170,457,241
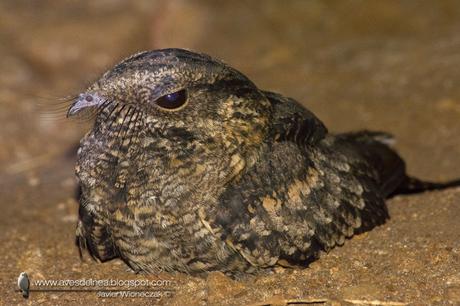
68,48,459,275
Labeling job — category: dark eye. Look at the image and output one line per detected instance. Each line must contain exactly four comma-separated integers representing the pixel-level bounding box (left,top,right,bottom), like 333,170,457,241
155,89,188,110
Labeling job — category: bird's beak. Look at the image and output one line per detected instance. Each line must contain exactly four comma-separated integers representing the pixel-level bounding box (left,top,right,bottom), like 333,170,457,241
67,94,101,117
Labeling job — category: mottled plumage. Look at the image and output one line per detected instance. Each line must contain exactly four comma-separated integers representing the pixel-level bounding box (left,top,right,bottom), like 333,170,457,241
69,48,459,275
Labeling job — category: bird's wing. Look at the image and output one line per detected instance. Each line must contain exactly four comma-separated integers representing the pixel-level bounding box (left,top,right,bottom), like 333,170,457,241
263,91,328,147
205,135,389,270
75,185,119,262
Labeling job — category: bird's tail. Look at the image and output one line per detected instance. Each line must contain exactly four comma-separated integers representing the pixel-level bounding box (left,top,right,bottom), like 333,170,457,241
390,176,460,196
337,131,460,198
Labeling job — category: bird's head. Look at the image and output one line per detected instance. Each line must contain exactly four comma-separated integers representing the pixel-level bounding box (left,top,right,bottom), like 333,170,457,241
68,49,272,157
70,48,276,198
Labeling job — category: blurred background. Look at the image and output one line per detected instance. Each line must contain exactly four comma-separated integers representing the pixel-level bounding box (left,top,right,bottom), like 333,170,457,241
1,1,460,304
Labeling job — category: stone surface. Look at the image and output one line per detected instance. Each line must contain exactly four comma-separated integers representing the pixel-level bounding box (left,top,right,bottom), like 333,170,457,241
1,1,459,305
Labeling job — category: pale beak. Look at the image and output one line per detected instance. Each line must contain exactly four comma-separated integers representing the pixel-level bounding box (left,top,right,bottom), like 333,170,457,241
67,93,102,117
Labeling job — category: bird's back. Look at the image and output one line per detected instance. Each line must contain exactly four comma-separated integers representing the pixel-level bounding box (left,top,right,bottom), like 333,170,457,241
205,93,400,270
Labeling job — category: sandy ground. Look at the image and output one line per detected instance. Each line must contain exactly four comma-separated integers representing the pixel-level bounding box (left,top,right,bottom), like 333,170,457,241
1,1,459,305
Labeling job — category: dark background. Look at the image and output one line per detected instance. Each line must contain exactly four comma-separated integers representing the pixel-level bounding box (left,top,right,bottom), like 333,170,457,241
1,1,459,304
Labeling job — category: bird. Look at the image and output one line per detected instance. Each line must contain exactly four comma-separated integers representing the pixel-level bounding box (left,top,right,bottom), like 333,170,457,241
17,272,30,298
68,48,460,276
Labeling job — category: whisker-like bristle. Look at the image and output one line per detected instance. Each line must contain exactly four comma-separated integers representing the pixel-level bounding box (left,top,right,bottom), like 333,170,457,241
38,95,115,124
37,96,75,121
106,104,126,132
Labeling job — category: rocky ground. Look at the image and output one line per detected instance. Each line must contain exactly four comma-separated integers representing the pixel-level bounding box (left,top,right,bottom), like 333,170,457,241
1,1,459,305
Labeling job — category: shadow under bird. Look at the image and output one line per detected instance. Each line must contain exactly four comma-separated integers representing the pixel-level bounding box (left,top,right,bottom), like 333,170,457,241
67,48,460,275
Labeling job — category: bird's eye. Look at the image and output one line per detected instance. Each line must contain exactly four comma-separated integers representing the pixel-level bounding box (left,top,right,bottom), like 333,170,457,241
155,89,188,110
